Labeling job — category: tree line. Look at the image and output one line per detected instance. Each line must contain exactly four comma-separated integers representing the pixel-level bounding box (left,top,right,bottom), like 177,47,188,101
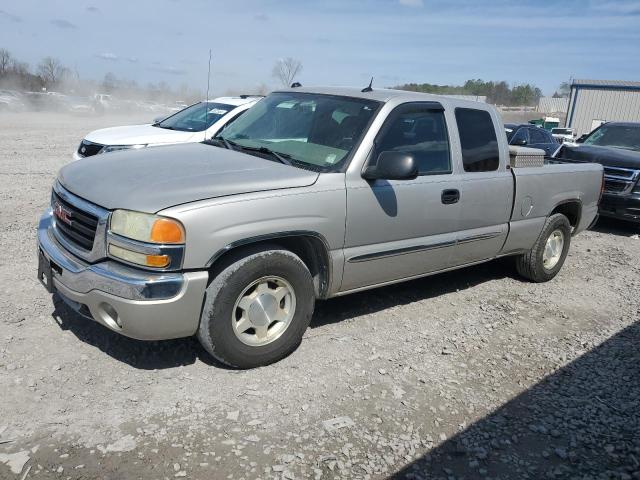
0,48,203,103
395,79,545,106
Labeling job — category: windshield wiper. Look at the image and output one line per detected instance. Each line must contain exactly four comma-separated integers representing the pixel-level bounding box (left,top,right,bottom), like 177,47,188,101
204,137,235,150
205,137,294,166
234,145,293,166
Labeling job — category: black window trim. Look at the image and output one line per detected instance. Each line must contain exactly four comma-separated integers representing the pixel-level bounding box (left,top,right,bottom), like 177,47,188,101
454,107,500,173
511,126,529,144
369,101,453,177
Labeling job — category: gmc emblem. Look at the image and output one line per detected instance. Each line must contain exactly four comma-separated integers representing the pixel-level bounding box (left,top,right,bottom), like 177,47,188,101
53,202,72,225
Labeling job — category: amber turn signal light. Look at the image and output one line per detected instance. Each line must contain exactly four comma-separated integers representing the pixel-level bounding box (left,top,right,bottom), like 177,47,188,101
146,254,170,268
150,218,185,244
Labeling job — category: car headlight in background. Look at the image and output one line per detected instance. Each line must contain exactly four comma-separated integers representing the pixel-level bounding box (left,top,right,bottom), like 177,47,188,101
100,144,147,154
108,210,185,269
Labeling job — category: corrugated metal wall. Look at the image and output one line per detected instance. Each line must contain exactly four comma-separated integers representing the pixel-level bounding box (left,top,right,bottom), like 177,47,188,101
567,88,640,136
537,97,569,114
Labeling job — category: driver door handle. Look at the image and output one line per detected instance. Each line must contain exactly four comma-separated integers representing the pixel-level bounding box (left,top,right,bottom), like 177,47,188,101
441,189,460,204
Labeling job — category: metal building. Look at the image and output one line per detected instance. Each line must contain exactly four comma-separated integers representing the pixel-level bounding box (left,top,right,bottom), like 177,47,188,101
537,97,568,114
566,79,640,136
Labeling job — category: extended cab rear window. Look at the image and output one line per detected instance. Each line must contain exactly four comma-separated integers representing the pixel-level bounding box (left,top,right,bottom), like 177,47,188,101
455,108,500,172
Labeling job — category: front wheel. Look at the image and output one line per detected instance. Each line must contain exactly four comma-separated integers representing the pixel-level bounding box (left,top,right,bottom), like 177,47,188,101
197,245,315,368
515,213,571,282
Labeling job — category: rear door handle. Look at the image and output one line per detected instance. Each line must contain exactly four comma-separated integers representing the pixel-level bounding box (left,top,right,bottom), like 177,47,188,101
441,189,460,204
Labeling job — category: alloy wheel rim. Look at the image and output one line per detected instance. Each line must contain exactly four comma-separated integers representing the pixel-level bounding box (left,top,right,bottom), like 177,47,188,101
543,229,564,270
231,276,296,347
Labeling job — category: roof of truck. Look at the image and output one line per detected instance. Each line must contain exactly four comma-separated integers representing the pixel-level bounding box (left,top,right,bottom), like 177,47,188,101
275,86,489,108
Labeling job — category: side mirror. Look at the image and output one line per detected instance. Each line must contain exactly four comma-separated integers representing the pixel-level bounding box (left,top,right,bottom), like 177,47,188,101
362,151,418,181
514,138,528,146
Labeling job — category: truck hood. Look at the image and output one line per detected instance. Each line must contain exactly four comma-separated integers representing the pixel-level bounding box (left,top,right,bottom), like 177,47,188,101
85,124,199,146
58,143,319,212
555,144,640,169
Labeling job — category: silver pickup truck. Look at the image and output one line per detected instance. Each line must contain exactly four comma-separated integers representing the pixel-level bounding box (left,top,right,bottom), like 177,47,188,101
37,86,603,368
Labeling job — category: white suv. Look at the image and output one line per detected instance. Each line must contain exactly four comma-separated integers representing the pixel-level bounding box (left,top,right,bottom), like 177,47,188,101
73,96,261,160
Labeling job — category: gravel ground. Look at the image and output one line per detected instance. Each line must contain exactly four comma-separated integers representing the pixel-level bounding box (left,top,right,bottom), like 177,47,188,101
1,112,639,480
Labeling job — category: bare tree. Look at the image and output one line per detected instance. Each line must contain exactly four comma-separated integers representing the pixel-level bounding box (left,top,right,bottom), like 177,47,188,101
37,56,67,88
102,72,117,93
272,57,302,87
0,48,12,76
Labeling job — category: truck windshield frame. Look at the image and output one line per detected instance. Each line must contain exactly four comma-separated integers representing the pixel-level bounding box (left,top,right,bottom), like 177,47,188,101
214,92,382,172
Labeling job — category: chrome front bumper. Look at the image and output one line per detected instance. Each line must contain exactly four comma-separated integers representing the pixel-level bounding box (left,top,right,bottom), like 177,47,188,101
37,211,208,340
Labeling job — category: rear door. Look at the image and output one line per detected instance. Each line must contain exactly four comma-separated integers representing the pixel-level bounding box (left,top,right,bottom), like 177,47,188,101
341,102,461,291
451,107,513,265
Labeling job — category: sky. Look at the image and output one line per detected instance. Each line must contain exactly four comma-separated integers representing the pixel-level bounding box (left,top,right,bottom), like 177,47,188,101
1,0,639,96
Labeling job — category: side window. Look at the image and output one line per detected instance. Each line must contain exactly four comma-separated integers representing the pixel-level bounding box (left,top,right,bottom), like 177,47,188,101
374,103,451,175
455,108,500,172
511,128,528,145
529,128,547,144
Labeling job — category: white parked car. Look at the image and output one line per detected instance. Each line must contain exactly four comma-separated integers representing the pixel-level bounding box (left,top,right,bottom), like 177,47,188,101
551,127,576,143
73,96,262,159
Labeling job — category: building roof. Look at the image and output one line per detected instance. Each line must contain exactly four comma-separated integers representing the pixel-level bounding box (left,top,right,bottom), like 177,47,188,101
571,79,640,89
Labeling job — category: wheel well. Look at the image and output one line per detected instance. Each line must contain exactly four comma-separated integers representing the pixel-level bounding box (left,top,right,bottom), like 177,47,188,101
551,201,581,228
208,235,331,299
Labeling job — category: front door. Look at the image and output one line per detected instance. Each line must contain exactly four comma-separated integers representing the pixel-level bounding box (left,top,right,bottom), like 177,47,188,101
341,102,461,292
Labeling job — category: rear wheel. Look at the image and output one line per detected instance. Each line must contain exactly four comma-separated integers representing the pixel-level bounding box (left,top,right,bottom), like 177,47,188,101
515,213,571,282
197,245,315,368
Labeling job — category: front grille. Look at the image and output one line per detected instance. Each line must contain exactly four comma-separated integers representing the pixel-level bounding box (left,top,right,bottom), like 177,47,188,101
52,191,99,250
77,139,104,158
602,166,640,195
604,179,628,193
603,166,637,179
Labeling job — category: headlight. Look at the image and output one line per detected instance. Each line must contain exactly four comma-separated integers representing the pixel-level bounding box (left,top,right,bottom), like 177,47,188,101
108,210,185,269
100,144,147,154
110,210,185,244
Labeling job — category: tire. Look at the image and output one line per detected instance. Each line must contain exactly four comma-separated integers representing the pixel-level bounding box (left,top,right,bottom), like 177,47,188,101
515,213,572,283
197,245,315,369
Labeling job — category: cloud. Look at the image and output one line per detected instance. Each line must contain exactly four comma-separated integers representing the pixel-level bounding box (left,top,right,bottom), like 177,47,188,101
51,19,77,29
254,13,269,21
591,1,640,15
96,52,118,61
149,65,187,75
398,0,424,7
0,9,22,22
86,6,100,13
126,57,139,63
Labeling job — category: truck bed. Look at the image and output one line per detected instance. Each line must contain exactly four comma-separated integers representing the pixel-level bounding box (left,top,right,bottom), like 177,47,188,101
501,162,603,255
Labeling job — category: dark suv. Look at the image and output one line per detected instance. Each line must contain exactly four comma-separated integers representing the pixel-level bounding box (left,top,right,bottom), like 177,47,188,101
553,122,640,226
505,123,559,156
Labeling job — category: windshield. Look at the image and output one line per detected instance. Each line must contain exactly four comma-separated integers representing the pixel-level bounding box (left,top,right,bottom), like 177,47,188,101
215,92,380,171
583,124,640,151
156,101,235,132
